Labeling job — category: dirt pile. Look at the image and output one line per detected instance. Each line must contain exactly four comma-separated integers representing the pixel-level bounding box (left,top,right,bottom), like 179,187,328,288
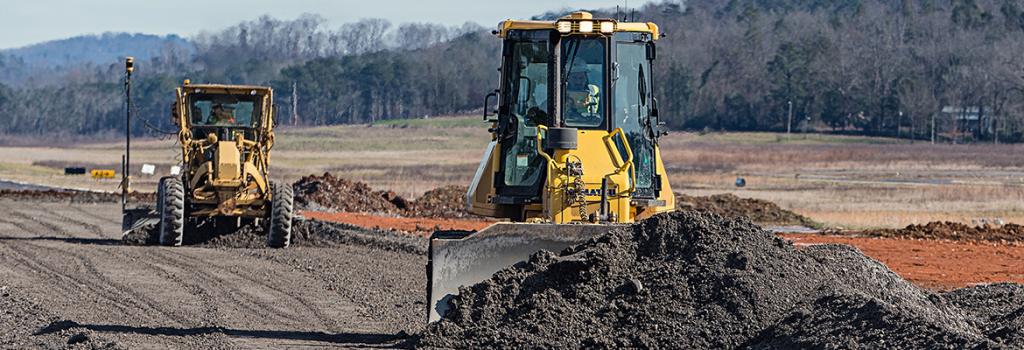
293,173,408,213
292,173,473,219
860,221,1024,243
0,189,154,204
419,211,1021,349
403,185,471,219
677,193,817,227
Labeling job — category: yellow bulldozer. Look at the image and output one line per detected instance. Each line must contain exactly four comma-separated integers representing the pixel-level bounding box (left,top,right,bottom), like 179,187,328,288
428,12,675,321
121,58,293,248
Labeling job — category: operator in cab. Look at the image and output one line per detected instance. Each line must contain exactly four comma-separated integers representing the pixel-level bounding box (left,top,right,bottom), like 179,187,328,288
209,103,237,125
564,59,601,126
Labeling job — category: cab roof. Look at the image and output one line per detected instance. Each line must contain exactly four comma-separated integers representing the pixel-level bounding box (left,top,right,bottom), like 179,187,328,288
497,11,659,40
181,83,273,95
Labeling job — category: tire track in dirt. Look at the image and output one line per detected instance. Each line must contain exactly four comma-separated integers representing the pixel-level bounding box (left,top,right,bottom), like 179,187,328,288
4,206,295,329
152,248,340,329
232,247,423,331
42,205,111,237
4,202,331,330
0,208,191,325
0,242,181,325
68,204,121,225
142,249,311,328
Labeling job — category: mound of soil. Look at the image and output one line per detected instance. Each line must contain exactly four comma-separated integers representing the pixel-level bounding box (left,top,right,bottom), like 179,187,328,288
860,221,1024,243
404,185,471,219
292,173,475,219
419,211,1020,349
121,217,427,254
943,283,1024,346
677,193,817,227
0,189,154,204
293,173,408,213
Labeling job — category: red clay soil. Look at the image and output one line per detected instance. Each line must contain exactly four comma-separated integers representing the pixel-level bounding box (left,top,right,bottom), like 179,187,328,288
301,211,492,237
781,233,1024,290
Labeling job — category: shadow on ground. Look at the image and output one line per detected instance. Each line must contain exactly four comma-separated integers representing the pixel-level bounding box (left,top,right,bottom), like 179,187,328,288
37,320,413,348
0,236,122,245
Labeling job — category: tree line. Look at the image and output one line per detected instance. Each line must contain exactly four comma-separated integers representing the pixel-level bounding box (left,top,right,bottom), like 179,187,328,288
1,0,1024,143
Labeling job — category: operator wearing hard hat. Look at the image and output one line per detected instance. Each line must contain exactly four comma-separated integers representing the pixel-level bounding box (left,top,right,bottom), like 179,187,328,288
564,59,601,125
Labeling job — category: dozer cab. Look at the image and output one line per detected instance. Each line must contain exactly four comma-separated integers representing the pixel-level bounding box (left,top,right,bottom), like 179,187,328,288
121,66,294,248
428,12,675,321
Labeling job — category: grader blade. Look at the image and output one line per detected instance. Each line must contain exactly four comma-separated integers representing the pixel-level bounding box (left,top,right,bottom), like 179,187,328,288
122,206,159,237
427,222,617,322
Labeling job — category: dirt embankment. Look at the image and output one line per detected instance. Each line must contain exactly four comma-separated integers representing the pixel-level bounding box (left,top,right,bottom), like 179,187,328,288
419,211,1023,349
123,217,427,253
676,193,818,227
853,221,1024,244
0,189,154,204
293,173,474,219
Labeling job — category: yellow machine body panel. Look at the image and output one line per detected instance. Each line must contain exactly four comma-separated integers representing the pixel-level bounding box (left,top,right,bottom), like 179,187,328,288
215,141,241,181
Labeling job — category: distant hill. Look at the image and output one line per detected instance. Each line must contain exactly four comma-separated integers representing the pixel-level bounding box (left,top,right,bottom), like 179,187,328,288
1,32,194,68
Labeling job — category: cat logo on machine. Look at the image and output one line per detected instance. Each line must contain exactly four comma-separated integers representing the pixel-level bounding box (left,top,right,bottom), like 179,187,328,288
582,188,615,197
90,169,116,179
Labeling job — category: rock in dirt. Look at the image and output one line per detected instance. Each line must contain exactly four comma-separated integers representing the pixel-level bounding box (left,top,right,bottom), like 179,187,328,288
677,193,817,228
418,211,1021,349
857,221,1024,243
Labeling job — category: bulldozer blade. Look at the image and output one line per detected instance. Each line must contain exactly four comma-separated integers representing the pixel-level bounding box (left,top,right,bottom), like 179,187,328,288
122,206,159,237
427,222,619,322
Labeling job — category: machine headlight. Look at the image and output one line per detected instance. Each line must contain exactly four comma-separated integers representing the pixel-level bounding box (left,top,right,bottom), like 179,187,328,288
578,21,593,33
557,21,572,33
600,22,615,33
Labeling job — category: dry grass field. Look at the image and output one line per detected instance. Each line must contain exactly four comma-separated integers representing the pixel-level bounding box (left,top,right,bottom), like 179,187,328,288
3,116,1024,229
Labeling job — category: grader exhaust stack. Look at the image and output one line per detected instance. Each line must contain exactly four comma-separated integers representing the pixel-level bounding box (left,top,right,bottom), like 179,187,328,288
427,12,676,322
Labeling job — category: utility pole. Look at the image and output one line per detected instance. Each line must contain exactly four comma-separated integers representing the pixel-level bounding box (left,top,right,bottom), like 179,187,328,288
122,57,134,211
291,81,299,126
897,110,902,139
930,113,935,144
786,100,793,135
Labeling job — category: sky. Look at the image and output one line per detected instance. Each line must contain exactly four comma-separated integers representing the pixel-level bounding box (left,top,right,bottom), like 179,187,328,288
0,0,639,49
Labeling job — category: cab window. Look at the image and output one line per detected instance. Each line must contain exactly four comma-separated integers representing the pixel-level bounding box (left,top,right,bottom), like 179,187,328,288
561,37,605,128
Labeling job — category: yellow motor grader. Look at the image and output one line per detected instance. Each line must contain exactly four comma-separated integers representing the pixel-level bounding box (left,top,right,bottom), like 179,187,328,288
428,12,676,321
121,61,293,248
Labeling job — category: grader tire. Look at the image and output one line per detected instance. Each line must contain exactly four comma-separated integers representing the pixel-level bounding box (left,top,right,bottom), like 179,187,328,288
158,177,185,246
266,181,294,248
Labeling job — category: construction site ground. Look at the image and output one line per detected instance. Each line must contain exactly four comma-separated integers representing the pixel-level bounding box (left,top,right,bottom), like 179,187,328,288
0,199,425,349
1,194,1022,348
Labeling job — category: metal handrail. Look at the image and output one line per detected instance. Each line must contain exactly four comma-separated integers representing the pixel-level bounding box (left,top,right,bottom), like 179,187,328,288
605,128,636,193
